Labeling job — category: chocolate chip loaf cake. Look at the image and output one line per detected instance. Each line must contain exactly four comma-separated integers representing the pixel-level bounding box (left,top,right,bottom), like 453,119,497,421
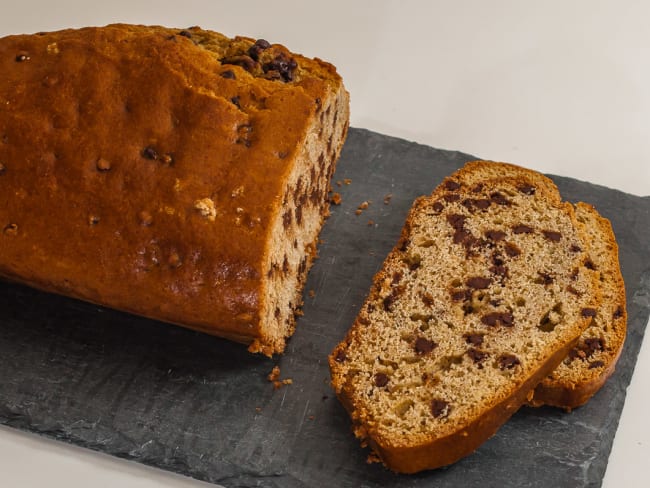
0,24,349,355
529,202,627,410
329,162,601,472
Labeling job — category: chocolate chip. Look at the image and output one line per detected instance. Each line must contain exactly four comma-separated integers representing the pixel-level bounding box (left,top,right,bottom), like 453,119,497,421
421,292,434,307
466,277,492,289
451,289,471,302
613,306,624,320
453,228,475,246
570,244,582,253
536,272,554,285
513,224,534,234
414,337,437,355
248,39,271,61
467,348,489,367
518,184,536,195
473,199,491,210
581,308,597,318
584,258,596,270
443,193,461,203
432,201,444,213
498,354,520,370
472,183,484,193
589,360,605,369
490,192,510,205
220,70,236,79
464,333,484,346
567,285,581,296
583,337,604,354
485,230,506,241
334,349,347,362
481,312,514,327
178,30,193,38
490,265,508,277
431,399,450,418
374,373,389,387
444,180,461,191
391,271,403,285
446,214,466,230
542,230,562,242
492,254,505,266
505,242,521,257
142,146,159,160
262,51,298,82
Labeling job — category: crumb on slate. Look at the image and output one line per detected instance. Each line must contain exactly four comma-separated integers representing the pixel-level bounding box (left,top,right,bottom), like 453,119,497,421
267,366,293,390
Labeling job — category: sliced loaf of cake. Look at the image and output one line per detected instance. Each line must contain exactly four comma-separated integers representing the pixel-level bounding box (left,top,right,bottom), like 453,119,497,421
529,202,627,410
329,162,601,472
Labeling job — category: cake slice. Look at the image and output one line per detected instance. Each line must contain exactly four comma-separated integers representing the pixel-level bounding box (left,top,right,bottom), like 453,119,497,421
529,202,627,410
329,163,601,472
0,24,349,356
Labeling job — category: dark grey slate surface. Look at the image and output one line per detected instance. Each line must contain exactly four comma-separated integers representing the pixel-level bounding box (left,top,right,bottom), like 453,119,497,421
1,128,649,487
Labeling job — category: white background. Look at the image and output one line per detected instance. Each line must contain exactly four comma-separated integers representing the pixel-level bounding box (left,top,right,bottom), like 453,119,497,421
1,1,649,486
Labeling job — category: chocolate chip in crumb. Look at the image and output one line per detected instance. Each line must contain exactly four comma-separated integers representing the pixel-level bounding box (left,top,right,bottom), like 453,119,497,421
613,306,624,320
220,70,236,79
178,30,193,39
374,373,389,387
481,312,514,327
466,277,492,289
513,224,534,234
505,242,522,257
583,337,604,354
465,333,484,346
498,354,520,370
451,289,471,302
490,192,510,205
589,360,605,369
431,399,450,418
467,348,489,367
443,193,461,203
581,308,597,318
536,272,554,285
485,229,506,241
444,180,461,191
446,214,467,230
584,258,596,270
517,184,536,195
570,244,582,253
334,349,347,362
414,337,437,355
542,230,562,242
432,201,444,213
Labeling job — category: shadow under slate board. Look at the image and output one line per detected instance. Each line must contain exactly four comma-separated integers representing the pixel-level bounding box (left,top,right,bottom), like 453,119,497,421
1,128,649,488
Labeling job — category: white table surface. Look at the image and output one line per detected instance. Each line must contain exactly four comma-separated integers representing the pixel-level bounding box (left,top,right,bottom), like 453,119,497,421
1,1,648,486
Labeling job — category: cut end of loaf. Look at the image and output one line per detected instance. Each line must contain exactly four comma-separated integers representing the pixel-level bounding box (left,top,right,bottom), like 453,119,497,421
250,83,350,356
329,163,601,471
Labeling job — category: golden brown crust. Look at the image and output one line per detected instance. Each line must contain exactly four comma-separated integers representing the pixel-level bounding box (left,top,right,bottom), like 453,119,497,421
0,24,349,355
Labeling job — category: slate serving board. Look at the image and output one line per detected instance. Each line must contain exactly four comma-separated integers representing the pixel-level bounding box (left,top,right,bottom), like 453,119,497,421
1,128,649,488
